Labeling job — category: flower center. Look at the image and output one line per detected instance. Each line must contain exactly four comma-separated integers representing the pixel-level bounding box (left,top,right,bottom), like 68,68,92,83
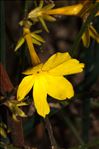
37,71,40,74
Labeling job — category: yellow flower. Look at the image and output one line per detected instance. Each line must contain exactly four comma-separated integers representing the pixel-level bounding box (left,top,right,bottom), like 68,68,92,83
28,0,56,32
28,0,82,32
79,0,99,47
47,0,99,47
22,27,41,65
28,0,99,46
46,4,83,15
82,24,99,47
17,52,84,118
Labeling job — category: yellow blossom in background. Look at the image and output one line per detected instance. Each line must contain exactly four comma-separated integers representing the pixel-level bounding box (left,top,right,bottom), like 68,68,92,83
47,0,99,47
46,4,83,15
28,0,82,32
23,27,41,65
78,0,99,47
28,0,99,47
15,26,45,65
17,52,84,118
28,0,55,32
82,24,99,47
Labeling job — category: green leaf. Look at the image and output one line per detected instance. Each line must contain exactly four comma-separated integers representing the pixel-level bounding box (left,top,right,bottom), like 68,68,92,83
43,3,55,10
32,38,42,45
0,127,7,138
15,37,25,51
15,106,27,117
82,28,90,48
59,110,84,145
39,0,44,8
5,100,27,120
17,102,28,107
31,32,45,43
89,25,99,43
39,17,49,32
12,107,27,121
34,29,42,34
0,122,7,129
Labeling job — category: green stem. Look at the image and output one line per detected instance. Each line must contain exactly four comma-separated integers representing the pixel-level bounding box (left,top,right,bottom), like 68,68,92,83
82,97,91,145
24,0,29,20
44,116,59,149
0,0,6,67
71,2,99,57
59,110,84,145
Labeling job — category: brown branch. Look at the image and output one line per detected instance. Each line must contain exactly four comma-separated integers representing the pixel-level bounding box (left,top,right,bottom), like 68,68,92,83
0,63,25,147
0,63,13,94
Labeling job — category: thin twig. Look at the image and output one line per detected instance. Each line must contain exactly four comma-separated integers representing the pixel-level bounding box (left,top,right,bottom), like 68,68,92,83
44,116,60,149
24,0,29,21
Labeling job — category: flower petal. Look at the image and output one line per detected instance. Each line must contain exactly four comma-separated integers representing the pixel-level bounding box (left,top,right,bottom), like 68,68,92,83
46,75,74,100
33,76,50,118
89,25,99,43
43,15,56,22
48,59,84,76
23,64,43,75
42,52,71,71
17,75,35,101
23,27,40,65
46,4,83,15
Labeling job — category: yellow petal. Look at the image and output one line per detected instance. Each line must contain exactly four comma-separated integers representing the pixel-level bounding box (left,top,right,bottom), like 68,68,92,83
82,28,90,47
23,27,41,65
42,52,71,71
28,7,41,20
46,75,74,99
48,59,84,76
46,4,83,15
17,75,35,101
89,25,99,43
23,64,43,75
43,14,56,22
33,76,50,118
